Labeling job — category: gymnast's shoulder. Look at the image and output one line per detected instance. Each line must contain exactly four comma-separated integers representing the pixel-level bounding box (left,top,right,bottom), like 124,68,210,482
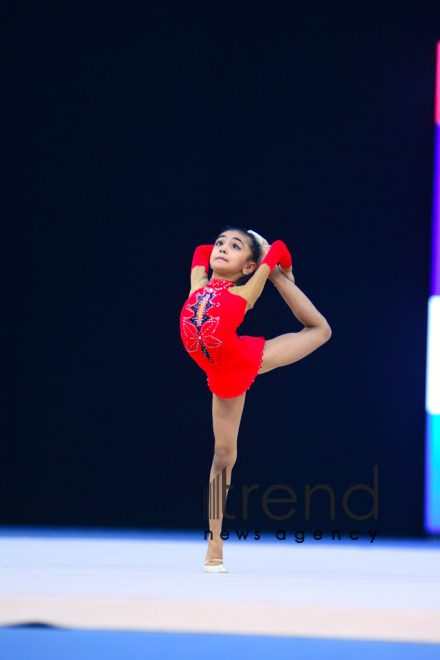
228,282,255,313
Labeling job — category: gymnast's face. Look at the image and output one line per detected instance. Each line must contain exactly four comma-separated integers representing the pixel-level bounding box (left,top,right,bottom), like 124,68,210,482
210,230,257,280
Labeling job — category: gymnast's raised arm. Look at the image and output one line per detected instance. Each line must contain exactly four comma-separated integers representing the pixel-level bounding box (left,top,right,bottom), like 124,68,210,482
189,245,214,296
232,240,292,311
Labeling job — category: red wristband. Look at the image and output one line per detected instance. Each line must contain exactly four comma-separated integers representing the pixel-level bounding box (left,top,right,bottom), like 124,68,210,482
260,240,292,273
191,245,214,274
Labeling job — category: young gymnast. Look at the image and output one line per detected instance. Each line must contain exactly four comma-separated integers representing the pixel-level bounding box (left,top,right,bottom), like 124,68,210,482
179,226,332,572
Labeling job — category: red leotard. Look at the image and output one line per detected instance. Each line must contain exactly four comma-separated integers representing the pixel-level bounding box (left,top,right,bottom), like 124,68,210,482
179,240,292,398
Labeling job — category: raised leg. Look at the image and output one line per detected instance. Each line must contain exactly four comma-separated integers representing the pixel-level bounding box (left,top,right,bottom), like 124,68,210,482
258,265,332,375
205,391,246,566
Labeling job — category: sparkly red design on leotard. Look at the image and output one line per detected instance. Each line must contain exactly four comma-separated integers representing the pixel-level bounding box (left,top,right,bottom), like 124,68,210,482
180,276,265,397
180,241,291,398
181,281,232,365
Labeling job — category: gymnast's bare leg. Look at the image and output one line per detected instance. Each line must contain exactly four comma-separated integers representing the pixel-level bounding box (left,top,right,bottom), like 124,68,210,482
258,262,332,374
204,257,331,567
204,391,246,567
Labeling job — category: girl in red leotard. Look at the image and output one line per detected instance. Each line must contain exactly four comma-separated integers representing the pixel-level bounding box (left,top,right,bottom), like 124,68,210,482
179,226,332,572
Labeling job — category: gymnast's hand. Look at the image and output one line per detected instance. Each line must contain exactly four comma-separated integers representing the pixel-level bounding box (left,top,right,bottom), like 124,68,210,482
259,237,271,262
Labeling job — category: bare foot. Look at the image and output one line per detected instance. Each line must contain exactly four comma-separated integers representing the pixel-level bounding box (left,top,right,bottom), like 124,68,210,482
268,264,284,284
279,264,295,283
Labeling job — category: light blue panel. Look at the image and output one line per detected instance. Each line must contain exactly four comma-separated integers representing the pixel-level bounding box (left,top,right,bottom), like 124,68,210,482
425,413,440,534
425,413,440,532
1,628,440,660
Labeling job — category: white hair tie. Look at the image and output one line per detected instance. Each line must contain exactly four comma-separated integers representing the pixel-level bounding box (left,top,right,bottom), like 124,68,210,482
247,229,264,247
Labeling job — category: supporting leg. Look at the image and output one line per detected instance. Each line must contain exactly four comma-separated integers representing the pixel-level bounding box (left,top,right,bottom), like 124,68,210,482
205,392,246,566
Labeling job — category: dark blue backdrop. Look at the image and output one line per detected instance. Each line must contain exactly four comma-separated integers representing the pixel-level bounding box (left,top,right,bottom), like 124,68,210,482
3,0,439,537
